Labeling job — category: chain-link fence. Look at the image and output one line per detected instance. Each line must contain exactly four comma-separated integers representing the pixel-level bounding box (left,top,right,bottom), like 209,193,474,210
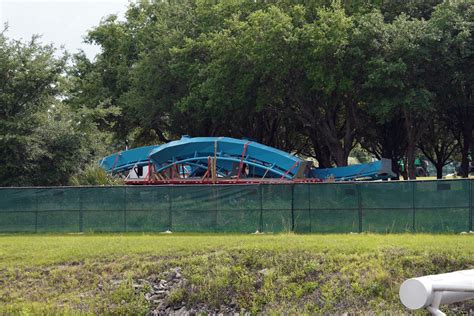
0,179,472,233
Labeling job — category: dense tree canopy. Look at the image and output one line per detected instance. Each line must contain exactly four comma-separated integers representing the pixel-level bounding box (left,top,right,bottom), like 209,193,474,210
0,30,111,186
1,0,473,185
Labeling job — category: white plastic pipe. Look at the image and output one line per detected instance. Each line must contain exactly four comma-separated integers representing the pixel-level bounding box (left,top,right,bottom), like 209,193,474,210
399,269,474,315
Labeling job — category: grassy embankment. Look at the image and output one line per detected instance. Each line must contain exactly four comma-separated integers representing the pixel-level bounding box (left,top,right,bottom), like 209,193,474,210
0,233,473,315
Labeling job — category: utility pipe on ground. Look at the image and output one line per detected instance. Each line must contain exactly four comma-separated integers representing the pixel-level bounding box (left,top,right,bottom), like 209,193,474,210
399,269,474,315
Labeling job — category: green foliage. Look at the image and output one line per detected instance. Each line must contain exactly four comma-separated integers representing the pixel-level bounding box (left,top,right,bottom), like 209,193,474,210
99,280,149,315
380,0,443,21
350,143,372,163
0,34,65,186
426,0,474,177
1,0,473,184
69,164,123,186
0,33,116,186
66,0,472,174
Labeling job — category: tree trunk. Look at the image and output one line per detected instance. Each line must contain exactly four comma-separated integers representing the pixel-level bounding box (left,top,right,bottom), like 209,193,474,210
332,148,349,167
459,125,472,178
406,142,416,180
435,163,443,179
321,131,351,167
403,109,417,180
311,137,332,168
460,146,469,178
400,157,408,180
471,141,474,162
390,159,401,180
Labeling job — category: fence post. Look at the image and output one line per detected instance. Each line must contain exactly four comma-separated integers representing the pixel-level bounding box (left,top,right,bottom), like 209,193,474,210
412,181,416,232
168,186,172,231
79,188,83,233
357,183,362,233
470,180,472,232
308,183,311,233
124,187,127,232
291,184,295,232
259,185,263,233
34,189,38,233
214,185,218,233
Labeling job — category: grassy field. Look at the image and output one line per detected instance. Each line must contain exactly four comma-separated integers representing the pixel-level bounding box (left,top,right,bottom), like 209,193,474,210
1,233,474,315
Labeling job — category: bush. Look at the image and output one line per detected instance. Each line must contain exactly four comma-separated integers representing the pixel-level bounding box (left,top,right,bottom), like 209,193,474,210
69,164,123,186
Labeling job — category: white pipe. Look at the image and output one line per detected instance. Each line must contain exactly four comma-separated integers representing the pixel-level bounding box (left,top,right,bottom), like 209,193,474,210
433,283,474,292
399,269,474,315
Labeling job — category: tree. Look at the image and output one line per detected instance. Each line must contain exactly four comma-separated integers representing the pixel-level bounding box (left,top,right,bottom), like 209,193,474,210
69,1,272,147
32,103,111,185
358,111,407,179
78,1,310,153
0,31,107,186
69,2,360,165
418,117,458,179
175,5,306,151
363,14,433,179
380,0,443,21
66,0,472,177
0,32,64,185
427,0,473,178
296,3,358,167
351,10,408,178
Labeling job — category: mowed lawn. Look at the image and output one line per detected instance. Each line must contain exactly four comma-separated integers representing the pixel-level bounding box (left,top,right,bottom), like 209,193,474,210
1,233,473,314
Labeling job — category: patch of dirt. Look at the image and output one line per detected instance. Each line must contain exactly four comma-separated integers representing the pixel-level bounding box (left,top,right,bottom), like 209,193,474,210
141,267,247,315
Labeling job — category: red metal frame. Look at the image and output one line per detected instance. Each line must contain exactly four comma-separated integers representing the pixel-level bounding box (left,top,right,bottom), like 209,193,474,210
125,177,321,185
237,141,251,180
125,146,322,185
110,151,122,174
279,160,300,180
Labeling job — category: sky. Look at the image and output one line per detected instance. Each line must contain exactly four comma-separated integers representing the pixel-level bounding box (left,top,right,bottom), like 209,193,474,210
0,0,130,59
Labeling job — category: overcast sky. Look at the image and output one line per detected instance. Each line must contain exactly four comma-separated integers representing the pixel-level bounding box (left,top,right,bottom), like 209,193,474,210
0,0,130,59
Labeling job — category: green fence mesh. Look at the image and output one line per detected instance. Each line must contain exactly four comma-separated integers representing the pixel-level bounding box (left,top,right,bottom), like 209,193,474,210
0,180,472,233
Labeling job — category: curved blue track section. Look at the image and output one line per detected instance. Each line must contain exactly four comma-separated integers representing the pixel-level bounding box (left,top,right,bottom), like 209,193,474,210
99,145,160,174
312,158,395,181
149,136,301,179
99,136,395,181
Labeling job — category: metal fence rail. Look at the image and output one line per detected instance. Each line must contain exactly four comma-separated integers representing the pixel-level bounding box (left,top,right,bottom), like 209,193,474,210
0,179,472,233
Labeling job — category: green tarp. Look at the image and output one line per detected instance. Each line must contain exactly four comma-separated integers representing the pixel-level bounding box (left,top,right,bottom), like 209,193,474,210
0,180,472,233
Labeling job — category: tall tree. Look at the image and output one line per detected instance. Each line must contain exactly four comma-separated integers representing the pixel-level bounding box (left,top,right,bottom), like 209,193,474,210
67,0,472,176
418,117,458,179
175,5,305,151
0,31,106,186
427,0,473,178
296,3,356,166
364,15,433,179
358,111,407,179
0,32,63,185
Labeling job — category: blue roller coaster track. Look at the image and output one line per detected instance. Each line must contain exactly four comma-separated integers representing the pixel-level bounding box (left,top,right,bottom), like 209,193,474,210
99,136,395,184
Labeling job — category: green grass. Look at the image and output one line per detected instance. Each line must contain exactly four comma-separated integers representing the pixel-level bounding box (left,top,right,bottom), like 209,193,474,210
1,233,474,314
